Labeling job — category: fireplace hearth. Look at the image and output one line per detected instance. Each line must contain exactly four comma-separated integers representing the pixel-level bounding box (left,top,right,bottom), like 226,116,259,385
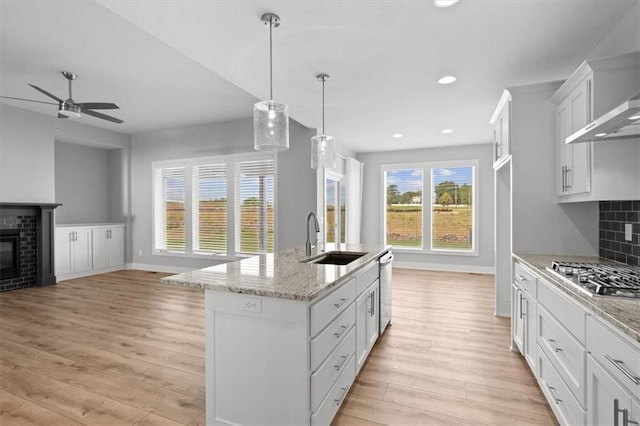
0,202,60,291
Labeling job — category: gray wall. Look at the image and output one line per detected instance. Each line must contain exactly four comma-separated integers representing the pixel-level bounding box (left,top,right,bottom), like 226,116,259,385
130,117,316,269
54,141,111,224
588,1,640,59
358,143,495,272
0,105,56,203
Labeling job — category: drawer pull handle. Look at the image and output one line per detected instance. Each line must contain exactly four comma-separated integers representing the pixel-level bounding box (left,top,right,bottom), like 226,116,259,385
548,339,562,353
334,384,350,406
334,325,349,339
548,386,562,404
519,293,526,319
516,273,526,281
606,355,640,385
333,298,349,309
334,355,348,371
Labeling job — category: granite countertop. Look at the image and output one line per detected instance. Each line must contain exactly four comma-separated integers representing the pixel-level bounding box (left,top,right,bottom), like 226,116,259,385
513,253,640,344
161,243,390,302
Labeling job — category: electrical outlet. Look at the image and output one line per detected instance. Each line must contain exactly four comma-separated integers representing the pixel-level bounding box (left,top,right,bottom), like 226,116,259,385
625,223,633,242
243,297,262,313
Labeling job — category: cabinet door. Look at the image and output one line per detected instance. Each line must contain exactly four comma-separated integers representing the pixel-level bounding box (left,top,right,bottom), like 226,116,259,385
587,356,636,426
512,285,525,353
107,227,124,267
92,228,109,270
73,228,93,273
523,293,537,373
366,284,380,352
355,290,369,373
569,78,591,195
54,228,73,276
556,100,572,195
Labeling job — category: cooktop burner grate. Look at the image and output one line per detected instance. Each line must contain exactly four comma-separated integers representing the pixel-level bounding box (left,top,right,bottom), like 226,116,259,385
546,261,640,298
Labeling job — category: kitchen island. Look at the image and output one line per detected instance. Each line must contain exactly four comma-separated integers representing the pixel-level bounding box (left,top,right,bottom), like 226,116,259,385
162,243,391,426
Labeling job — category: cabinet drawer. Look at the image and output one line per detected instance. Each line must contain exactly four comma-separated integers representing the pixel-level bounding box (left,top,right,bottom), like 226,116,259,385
538,305,586,407
311,278,356,337
538,278,586,344
355,262,378,296
311,354,355,426
514,262,537,297
311,303,356,371
311,327,355,412
538,346,586,426
587,316,640,400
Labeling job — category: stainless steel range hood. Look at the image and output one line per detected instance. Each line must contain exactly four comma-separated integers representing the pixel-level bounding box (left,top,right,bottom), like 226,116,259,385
566,97,640,144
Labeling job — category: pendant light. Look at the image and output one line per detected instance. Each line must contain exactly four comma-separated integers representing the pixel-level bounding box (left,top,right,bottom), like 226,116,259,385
311,74,336,169
254,13,289,151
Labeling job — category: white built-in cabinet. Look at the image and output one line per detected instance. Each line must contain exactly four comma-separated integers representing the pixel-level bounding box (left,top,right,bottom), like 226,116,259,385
490,90,512,169
551,51,640,202
55,224,125,281
513,259,640,426
55,227,92,276
92,226,125,270
204,255,389,425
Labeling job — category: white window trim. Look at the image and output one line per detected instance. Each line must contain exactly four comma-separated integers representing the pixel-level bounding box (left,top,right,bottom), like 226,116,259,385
152,151,276,259
381,159,479,257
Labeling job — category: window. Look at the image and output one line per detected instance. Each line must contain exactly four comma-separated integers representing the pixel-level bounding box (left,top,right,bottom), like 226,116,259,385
324,171,347,244
383,161,477,254
384,168,423,249
153,153,275,257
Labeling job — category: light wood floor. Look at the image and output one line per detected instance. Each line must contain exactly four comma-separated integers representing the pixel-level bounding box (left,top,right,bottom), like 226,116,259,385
0,268,556,425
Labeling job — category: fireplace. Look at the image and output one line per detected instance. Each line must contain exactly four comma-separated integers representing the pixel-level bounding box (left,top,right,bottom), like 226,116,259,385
0,202,60,291
0,229,20,280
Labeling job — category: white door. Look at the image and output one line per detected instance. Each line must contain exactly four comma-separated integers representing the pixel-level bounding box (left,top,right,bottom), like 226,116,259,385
54,228,73,276
73,228,93,273
355,290,369,373
92,228,109,270
325,173,346,245
587,356,634,426
366,284,380,351
107,227,125,267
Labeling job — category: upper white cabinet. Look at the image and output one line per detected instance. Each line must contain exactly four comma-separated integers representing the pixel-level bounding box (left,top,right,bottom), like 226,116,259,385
551,51,640,202
490,90,512,169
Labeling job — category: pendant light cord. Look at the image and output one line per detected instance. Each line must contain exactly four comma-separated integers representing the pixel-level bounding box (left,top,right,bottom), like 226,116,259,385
321,77,325,134
269,16,273,101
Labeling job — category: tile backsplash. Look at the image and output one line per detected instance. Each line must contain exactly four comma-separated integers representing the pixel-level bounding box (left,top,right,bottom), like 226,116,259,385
599,201,640,266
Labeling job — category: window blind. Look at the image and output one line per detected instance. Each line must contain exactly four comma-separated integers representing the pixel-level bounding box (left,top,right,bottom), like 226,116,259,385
431,166,474,250
193,163,227,253
154,166,186,251
236,159,275,253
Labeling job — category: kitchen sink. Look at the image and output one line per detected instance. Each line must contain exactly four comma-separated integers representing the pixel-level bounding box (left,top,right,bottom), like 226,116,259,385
301,251,367,265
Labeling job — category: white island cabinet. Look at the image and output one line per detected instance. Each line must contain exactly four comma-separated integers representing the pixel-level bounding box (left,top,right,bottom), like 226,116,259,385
162,244,392,426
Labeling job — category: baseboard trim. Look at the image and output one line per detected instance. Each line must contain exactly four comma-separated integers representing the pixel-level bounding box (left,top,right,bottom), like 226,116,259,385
57,265,124,282
126,263,194,274
393,261,495,275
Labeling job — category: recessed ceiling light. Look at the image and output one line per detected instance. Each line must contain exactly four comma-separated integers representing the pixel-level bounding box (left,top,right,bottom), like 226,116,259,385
434,0,459,7
393,133,403,138
628,115,640,120
442,129,453,134
595,133,607,137
437,75,457,85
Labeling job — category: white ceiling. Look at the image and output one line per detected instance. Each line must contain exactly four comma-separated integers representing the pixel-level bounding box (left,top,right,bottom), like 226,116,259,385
1,0,637,153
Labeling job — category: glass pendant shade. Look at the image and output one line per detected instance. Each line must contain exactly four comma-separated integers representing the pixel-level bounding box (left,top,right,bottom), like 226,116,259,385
311,134,336,169
254,100,289,151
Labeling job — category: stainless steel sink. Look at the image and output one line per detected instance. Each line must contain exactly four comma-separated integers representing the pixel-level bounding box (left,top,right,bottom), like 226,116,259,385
301,251,367,265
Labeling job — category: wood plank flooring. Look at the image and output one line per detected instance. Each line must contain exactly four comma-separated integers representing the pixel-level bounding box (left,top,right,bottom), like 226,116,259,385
0,268,556,425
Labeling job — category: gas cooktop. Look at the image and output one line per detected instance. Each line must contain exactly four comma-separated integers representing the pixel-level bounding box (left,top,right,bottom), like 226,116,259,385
546,261,640,298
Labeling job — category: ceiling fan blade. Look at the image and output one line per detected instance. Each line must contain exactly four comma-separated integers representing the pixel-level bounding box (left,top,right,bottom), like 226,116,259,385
82,109,123,124
77,102,119,110
57,113,69,119
0,95,58,105
28,84,63,102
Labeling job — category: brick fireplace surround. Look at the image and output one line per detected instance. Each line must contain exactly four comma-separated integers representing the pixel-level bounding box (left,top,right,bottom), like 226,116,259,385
0,202,60,291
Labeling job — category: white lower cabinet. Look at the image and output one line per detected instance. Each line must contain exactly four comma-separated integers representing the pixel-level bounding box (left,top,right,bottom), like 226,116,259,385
55,224,125,281
512,261,537,372
587,356,640,426
204,258,383,425
54,227,92,276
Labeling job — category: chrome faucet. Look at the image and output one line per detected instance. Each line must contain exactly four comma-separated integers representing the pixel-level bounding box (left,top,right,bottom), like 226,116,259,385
306,211,320,256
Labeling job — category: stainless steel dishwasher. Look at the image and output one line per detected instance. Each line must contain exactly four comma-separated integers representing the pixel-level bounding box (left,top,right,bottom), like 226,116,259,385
379,251,393,335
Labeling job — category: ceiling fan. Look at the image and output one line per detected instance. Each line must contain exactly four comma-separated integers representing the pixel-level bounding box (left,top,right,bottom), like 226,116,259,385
0,71,123,124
